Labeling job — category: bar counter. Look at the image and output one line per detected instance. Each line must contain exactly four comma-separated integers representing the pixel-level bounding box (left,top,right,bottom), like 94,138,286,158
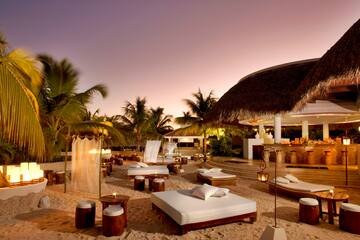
258,144,360,165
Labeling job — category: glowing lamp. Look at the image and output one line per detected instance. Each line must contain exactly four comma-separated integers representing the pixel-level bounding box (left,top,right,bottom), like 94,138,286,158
257,171,270,183
112,192,117,198
20,162,29,172
89,149,98,154
9,167,21,184
21,169,32,182
0,166,3,173
329,189,334,197
343,138,350,145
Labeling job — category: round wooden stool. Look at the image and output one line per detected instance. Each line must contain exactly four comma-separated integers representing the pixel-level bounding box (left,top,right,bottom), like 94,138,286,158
324,150,332,165
299,198,319,225
102,205,126,237
44,170,54,185
75,200,96,229
306,151,315,164
339,203,360,234
290,150,297,164
152,178,165,192
134,176,145,191
55,171,65,184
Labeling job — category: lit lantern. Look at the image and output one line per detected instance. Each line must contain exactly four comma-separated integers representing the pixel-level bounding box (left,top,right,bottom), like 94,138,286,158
257,159,269,183
20,162,29,172
343,138,351,145
29,162,37,171
9,167,21,184
21,169,32,183
0,166,3,174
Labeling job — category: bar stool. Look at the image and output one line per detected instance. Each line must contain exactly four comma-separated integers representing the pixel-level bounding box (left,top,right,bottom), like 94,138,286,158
324,150,332,165
44,170,54,185
55,171,65,184
299,198,319,225
134,176,145,191
102,205,126,237
339,203,360,234
152,178,165,192
75,200,96,228
306,151,315,164
290,150,297,164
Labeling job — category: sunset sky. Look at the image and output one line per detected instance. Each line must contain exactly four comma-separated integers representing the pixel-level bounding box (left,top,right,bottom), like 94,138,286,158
1,1,359,119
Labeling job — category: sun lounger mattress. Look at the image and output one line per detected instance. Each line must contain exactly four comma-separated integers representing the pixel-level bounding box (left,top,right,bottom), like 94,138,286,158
200,171,236,179
275,181,334,192
127,166,169,176
151,190,256,225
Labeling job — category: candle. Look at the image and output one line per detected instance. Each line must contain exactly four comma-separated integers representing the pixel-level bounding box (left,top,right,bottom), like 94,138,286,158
112,192,117,198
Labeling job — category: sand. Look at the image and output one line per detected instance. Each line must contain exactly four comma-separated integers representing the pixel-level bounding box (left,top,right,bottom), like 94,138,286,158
0,161,360,240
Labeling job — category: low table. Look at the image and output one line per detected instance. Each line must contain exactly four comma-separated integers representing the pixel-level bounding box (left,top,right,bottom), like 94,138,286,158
100,194,130,226
315,190,349,224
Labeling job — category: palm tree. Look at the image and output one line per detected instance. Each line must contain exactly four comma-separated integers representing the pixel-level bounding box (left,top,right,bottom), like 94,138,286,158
121,97,148,151
38,54,109,160
175,89,217,157
148,107,173,137
0,33,45,159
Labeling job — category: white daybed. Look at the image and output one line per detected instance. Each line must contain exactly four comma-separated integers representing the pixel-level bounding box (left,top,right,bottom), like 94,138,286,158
197,168,237,186
151,189,256,234
269,175,334,198
127,165,169,178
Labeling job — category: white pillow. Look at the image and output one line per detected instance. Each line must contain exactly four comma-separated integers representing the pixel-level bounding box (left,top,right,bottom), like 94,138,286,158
137,162,149,168
129,164,141,168
197,168,209,174
284,174,300,183
209,168,222,173
191,184,219,200
212,187,230,197
274,177,290,184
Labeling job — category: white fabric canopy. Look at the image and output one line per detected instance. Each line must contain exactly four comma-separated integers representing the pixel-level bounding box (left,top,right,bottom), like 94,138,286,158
163,142,177,160
71,137,100,194
144,140,161,163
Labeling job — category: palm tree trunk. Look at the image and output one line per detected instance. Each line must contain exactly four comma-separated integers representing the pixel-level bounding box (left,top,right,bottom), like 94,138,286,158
64,128,70,193
203,129,207,162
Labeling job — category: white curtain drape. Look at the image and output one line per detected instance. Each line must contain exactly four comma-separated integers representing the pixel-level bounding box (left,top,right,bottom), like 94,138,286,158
71,137,100,194
144,140,161,163
163,142,177,160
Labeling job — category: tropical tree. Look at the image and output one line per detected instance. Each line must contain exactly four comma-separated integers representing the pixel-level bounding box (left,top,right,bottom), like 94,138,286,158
175,89,217,157
148,107,173,137
121,97,148,151
38,54,110,160
0,33,45,159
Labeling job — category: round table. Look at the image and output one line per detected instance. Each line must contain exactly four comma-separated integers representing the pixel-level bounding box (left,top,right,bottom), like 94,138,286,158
100,194,130,226
315,190,349,224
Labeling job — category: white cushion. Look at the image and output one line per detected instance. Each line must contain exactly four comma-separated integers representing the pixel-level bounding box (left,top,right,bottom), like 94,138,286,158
77,200,92,209
341,203,360,212
151,190,256,225
103,205,124,216
138,162,149,168
284,174,300,183
275,181,334,192
127,166,169,176
274,177,290,184
200,171,236,179
129,164,141,168
135,175,145,180
209,168,222,173
197,168,209,174
299,198,318,206
212,187,230,197
154,178,165,183
192,184,219,200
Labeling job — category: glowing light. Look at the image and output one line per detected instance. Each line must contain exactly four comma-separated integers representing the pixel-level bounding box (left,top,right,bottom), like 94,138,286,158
343,138,350,145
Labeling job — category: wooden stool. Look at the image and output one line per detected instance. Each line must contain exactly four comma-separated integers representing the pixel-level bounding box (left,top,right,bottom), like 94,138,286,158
299,198,319,225
290,150,297,164
324,150,332,165
152,178,165,192
55,171,65,184
306,151,315,165
339,203,360,234
44,170,54,185
102,205,126,237
134,176,145,191
75,200,96,229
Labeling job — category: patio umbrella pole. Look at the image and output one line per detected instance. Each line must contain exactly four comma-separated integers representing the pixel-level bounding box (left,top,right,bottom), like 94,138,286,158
99,135,103,198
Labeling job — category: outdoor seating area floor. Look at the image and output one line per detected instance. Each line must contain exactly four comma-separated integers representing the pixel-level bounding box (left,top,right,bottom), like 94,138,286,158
0,161,360,239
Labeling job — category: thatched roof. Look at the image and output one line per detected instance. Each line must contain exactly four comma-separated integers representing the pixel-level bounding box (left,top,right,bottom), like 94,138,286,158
164,125,202,137
205,59,318,122
293,19,360,110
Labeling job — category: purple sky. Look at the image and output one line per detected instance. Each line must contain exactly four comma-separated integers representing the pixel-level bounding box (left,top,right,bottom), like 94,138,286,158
1,1,359,119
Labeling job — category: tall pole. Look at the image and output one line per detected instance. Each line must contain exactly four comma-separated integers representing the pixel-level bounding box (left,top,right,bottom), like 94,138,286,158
274,149,278,228
99,135,103,198
64,128,70,193
346,145,348,185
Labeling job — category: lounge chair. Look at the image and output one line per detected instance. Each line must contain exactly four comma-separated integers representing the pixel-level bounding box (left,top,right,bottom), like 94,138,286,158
269,175,334,199
197,168,237,186
151,189,256,234
127,164,169,178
